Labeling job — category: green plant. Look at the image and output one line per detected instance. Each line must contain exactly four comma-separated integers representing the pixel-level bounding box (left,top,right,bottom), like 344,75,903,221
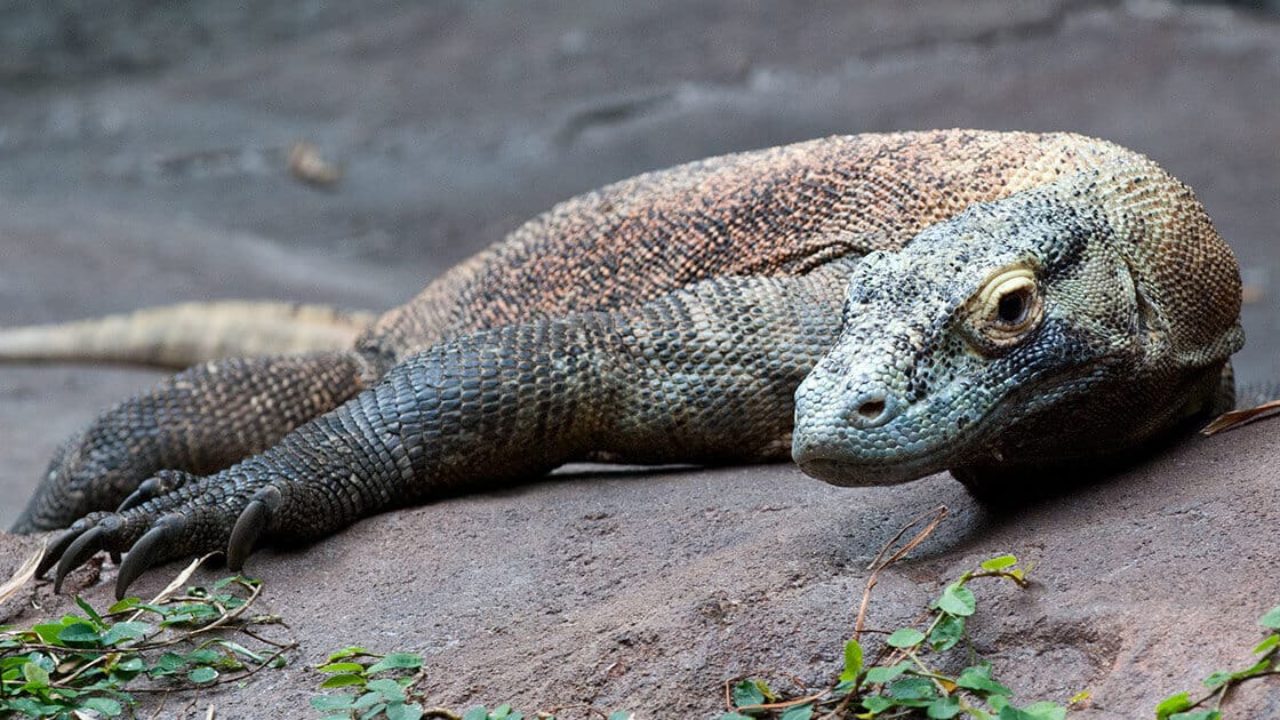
1154,604,1280,720
0,560,293,719
310,647,636,720
717,553,1068,720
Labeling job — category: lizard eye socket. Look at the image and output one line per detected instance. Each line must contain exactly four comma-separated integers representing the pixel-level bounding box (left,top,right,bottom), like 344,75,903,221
967,266,1043,349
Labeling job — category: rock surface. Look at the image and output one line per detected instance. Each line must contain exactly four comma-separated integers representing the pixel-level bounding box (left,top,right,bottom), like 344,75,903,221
1,1,1279,717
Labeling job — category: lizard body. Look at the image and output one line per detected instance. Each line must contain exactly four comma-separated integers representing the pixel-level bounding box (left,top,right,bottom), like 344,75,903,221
4,130,1243,597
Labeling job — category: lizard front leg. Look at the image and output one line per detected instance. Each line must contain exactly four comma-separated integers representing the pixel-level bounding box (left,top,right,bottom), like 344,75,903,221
16,352,365,534
40,262,852,597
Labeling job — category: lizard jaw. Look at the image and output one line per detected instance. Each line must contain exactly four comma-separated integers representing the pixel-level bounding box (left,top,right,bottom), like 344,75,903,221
792,450,950,487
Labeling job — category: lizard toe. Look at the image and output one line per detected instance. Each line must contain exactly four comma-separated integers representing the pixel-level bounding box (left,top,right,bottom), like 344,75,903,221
227,486,279,572
115,470,196,513
116,516,187,600
54,523,109,593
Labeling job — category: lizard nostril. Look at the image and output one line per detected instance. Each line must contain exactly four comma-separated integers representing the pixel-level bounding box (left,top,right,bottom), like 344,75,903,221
848,389,895,428
857,399,886,421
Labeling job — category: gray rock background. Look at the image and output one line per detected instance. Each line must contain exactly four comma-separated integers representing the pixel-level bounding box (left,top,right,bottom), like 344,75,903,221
1,1,1278,717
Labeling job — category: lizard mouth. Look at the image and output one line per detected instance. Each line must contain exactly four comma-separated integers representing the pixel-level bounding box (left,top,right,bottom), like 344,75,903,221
792,446,953,487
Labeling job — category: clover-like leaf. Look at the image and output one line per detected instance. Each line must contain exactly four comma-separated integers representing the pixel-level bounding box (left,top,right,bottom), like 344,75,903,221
886,628,925,648
841,638,863,684
1260,606,1280,630
779,704,813,720
929,613,964,651
187,666,218,684
937,582,977,617
367,652,423,675
981,555,1018,572
1155,692,1193,720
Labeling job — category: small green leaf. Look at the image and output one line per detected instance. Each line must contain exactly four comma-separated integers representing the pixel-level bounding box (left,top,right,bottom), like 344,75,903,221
1202,670,1232,690
366,652,424,674
937,582,977,617
114,656,147,674
74,596,106,628
1260,605,1280,630
462,707,489,720
888,677,937,701
1018,702,1067,720
955,665,1012,696
732,679,766,707
188,666,218,683
840,639,863,683
929,613,965,651
980,555,1018,572
80,697,124,717
318,661,367,674
367,677,406,702
311,695,357,711
386,702,425,720
1155,692,1193,720
865,662,910,685
151,652,187,675
320,673,367,689
57,621,102,645
1068,690,1092,706
718,715,753,720
1169,712,1221,720
608,714,634,720
327,646,373,662
101,621,151,646
1229,658,1271,682
106,597,141,614
1253,633,1280,655
886,628,925,648
21,662,50,687
185,648,220,665
779,704,813,720
862,695,894,714
32,622,68,644
927,697,963,719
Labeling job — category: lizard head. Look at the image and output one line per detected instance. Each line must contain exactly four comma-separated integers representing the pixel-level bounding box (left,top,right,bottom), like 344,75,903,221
792,173,1244,488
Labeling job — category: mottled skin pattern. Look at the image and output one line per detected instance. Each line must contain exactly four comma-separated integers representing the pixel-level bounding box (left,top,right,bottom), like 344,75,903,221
14,130,1244,599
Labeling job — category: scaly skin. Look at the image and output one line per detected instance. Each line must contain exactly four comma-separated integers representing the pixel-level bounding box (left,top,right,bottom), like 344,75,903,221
11,130,1243,598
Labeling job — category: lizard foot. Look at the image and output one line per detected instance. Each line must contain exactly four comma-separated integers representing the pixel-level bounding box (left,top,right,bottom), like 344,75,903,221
13,352,364,534
37,469,282,599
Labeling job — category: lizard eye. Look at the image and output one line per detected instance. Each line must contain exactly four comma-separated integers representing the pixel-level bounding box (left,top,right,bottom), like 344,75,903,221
995,282,1031,326
967,266,1043,348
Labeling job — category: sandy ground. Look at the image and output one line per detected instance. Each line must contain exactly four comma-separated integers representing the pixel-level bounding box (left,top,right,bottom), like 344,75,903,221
1,1,1278,717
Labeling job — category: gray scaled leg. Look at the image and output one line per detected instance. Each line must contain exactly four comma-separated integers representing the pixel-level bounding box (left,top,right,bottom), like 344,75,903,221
41,261,852,598
19,352,365,559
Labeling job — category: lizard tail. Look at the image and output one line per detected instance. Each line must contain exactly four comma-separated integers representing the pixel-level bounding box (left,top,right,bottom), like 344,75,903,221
0,301,377,369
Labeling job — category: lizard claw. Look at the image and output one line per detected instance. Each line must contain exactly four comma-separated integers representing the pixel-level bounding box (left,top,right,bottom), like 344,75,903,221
227,487,278,572
37,522,91,578
116,516,185,599
115,471,195,513
115,482,158,513
54,524,107,594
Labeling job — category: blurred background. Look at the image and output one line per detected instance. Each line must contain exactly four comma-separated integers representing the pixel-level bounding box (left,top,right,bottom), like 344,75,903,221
0,0,1277,525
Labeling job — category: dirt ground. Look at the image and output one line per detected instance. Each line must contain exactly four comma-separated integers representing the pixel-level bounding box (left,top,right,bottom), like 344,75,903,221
1,1,1279,717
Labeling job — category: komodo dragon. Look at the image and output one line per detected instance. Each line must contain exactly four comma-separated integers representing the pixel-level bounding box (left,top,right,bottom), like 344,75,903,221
1,130,1244,599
